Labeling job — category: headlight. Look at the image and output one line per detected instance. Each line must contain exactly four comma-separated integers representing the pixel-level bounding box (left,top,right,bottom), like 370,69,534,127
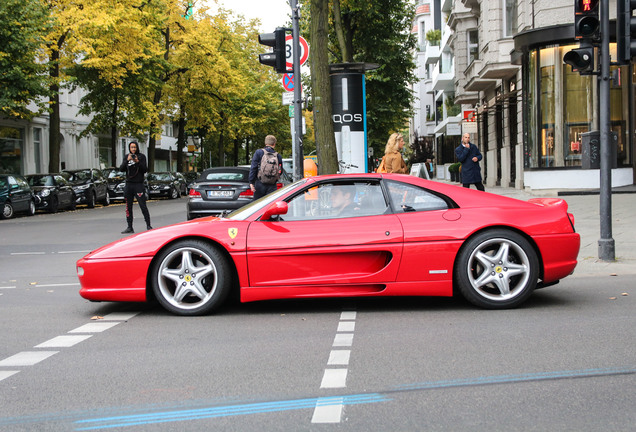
162,185,170,190
40,189,51,197
76,184,90,190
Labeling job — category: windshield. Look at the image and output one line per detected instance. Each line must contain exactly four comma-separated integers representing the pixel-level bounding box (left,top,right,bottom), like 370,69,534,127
67,169,90,182
148,173,171,181
226,179,307,220
105,169,125,180
26,175,54,187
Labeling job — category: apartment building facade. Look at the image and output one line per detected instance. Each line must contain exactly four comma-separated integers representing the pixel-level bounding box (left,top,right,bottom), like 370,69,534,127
412,0,635,190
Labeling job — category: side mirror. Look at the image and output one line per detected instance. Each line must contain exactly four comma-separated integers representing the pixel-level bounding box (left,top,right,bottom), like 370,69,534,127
261,201,288,220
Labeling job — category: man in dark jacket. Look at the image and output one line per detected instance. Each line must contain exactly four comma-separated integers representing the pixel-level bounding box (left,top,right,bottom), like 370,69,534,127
249,135,283,200
455,133,485,191
120,141,152,233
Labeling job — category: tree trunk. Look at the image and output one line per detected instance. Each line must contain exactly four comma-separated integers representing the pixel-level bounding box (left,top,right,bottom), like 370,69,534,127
332,0,352,62
310,0,337,174
110,93,118,167
48,49,61,173
177,105,186,172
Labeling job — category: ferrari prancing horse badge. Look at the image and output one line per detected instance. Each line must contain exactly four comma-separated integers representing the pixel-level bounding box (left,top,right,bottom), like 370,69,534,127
228,228,238,239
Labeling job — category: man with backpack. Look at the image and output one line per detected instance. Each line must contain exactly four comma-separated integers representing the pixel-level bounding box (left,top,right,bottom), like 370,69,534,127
249,135,283,199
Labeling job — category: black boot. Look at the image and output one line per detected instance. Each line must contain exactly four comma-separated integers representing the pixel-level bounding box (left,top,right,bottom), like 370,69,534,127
121,227,134,234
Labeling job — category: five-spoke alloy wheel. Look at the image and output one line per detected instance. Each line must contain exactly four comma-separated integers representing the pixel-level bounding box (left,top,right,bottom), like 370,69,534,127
151,240,231,315
455,229,538,309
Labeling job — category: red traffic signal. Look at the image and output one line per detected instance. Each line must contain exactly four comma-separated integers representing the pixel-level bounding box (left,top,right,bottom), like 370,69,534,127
574,0,600,40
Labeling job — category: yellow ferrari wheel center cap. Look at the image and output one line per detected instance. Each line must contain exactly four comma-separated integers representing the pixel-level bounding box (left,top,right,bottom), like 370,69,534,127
495,266,503,273
185,275,192,282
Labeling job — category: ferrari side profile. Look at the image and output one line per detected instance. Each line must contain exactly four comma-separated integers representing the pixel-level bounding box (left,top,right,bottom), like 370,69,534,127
77,174,580,316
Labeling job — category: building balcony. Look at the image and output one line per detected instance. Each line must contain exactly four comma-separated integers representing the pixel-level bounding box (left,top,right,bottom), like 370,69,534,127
424,43,440,64
432,60,454,92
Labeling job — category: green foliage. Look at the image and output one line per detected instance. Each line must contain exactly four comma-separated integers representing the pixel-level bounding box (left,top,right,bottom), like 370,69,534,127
445,95,461,117
426,29,441,45
0,0,52,118
448,162,461,173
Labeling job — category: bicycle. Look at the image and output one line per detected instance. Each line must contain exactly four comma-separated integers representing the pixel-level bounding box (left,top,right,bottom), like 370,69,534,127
338,160,358,174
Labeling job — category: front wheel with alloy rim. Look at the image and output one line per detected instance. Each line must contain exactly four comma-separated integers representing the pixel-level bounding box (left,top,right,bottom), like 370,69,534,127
2,202,14,219
151,240,231,315
102,192,110,206
455,229,539,309
170,187,179,199
87,190,96,208
27,200,35,216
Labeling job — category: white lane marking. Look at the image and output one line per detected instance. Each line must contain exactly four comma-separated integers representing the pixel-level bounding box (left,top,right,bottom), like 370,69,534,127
102,311,140,321
313,310,357,424
0,371,20,382
35,335,92,348
0,286,17,290
36,283,80,288
0,351,58,367
333,333,354,347
327,350,351,366
337,321,355,332
69,322,120,333
58,250,92,254
340,311,356,320
311,398,344,423
320,369,348,388
10,252,45,255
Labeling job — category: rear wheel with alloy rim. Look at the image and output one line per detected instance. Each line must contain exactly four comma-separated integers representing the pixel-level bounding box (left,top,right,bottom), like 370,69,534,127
455,229,539,309
151,240,231,315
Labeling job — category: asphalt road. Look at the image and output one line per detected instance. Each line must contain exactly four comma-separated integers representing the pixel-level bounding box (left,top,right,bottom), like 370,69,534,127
1,198,635,431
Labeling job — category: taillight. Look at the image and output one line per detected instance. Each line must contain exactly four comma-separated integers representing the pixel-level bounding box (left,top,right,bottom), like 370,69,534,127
189,189,201,197
239,189,254,197
276,182,283,189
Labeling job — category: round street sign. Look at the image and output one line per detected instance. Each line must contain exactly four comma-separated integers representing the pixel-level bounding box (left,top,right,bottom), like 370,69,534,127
285,35,309,70
282,73,295,92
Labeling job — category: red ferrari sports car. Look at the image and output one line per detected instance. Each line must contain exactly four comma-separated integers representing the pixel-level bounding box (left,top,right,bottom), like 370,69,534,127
77,174,580,316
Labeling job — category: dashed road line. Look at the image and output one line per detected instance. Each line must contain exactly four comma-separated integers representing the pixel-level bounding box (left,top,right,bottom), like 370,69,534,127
312,310,357,423
0,351,59,367
35,335,93,348
0,311,141,384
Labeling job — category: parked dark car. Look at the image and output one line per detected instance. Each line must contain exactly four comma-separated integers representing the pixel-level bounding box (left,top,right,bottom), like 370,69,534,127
186,166,255,220
63,168,110,208
25,174,76,213
103,167,126,201
173,172,188,196
0,174,37,219
147,172,182,199
181,172,199,194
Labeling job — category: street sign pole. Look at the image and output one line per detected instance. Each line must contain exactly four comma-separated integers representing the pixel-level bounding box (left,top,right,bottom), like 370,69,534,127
290,0,303,181
598,0,615,260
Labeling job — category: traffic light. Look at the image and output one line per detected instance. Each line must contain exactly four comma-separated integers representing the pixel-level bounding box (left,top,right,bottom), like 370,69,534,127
564,41,595,73
616,0,636,64
258,28,286,73
574,0,600,41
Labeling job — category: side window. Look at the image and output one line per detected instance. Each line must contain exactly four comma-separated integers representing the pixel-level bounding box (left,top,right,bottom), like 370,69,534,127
386,180,448,212
16,177,28,188
283,181,387,221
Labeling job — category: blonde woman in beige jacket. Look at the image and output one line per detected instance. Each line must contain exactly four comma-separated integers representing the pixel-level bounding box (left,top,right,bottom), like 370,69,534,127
384,133,408,174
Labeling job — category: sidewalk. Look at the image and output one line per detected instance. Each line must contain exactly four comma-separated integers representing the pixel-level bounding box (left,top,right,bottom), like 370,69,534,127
481,184,636,277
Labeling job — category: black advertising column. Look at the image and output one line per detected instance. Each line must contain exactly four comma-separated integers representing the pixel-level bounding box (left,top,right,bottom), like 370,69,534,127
330,63,378,173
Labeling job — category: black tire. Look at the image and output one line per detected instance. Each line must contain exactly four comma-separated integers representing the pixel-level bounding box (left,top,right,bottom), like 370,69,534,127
69,194,77,211
455,229,539,309
87,190,96,208
102,192,110,206
2,202,14,219
151,240,231,316
49,196,59,213
27,199,36,216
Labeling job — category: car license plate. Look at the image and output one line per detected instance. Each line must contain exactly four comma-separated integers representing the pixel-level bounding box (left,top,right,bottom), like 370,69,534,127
208,190,233,198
